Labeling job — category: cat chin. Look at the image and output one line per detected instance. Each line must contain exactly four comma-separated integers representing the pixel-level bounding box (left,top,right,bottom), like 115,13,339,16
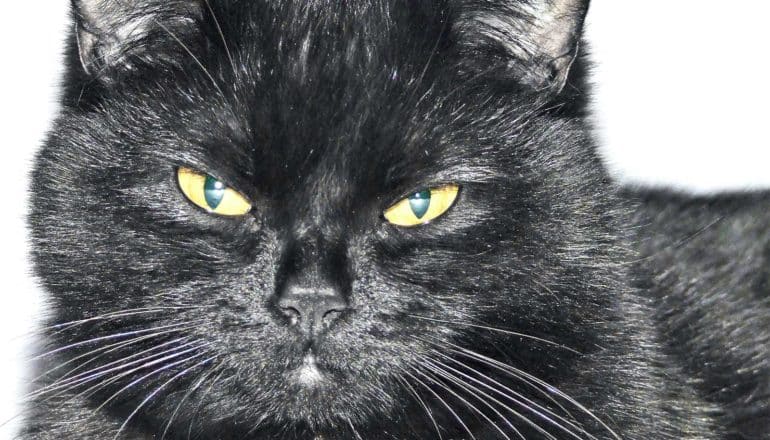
215,344,402,428
257,374,399,431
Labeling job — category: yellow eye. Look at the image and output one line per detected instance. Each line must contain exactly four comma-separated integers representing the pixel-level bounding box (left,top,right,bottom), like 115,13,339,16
177,167,252,216
384,185,460,227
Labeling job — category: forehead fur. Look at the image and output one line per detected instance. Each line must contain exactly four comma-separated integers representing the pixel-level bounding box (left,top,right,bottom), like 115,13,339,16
216,2,447,90
66,0,590,215
109,2,505,196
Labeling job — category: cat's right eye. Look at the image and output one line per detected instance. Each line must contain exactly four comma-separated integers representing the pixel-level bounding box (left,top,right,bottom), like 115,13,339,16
383,184,460,227
177,167,252,216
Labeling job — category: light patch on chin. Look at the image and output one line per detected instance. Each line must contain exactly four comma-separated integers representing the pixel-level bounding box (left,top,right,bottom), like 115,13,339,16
294,354,323,386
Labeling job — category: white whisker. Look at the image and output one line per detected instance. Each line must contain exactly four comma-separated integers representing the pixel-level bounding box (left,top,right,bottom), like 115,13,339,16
421,359,520,440
33,339,201,399
94,348,212,413
113,355,217,440
203,0,236,75
401,366,477,440
29,331,190,391
425,356,564,440
448,343,622,440
161,360,223,440
45,306,205,334
415,365,510,440
395,375,444,440
346,416,364,440
187,368,227,439
431,349,593,440
153,19,225,97
409,315,581,354
32,321,201,360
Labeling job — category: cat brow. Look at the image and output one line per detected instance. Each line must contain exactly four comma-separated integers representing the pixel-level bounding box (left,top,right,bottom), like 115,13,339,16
425,165,505,185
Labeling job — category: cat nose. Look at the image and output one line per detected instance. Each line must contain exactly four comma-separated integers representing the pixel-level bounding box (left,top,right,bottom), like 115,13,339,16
276,287,348,336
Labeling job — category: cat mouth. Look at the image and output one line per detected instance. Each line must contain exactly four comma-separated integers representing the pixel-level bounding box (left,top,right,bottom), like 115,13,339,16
276,352,393,428
289,354,325,387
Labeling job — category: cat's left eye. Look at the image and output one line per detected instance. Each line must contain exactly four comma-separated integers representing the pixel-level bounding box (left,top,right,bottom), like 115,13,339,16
384,184,460,227
177,167,252,216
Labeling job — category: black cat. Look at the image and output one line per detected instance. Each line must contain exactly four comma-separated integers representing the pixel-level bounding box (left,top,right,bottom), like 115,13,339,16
24,0,769,438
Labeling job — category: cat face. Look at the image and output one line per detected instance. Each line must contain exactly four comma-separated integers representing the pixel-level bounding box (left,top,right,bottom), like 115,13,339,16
30,0,622,437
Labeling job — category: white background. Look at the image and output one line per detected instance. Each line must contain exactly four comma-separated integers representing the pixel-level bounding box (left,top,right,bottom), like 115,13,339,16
1,1,769,438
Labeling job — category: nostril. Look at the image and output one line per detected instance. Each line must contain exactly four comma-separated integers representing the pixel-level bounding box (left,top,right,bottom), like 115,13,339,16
318,297,348,329
321,309,343,327
280,306,302,326
275,291,348,334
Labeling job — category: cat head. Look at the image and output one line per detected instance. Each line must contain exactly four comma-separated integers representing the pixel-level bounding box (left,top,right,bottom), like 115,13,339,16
31,0,622,436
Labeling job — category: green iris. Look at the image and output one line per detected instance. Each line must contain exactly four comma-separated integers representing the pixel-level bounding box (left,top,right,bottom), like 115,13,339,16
408,190,431,219
204,175,226,209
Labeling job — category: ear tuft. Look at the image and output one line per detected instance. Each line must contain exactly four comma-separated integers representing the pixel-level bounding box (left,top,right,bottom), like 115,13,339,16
72,0,202,78
453,0,590,94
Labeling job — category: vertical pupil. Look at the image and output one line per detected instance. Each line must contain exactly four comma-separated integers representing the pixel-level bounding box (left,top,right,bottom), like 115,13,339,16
204,176,226,209
409,190,431,219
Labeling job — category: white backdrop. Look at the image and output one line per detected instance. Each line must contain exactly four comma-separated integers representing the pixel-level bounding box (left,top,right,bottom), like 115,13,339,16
1,1,769,438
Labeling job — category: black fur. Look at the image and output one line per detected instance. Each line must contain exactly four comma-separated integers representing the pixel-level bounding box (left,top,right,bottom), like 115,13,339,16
24,1,768,438
629,190,770,439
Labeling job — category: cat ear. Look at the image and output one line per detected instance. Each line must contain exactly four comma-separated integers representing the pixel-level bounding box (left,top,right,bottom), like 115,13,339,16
453,0,590,94
72,0,202,78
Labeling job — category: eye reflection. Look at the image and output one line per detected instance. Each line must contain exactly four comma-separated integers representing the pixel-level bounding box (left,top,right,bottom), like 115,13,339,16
204,175,226,209
408,190,431,219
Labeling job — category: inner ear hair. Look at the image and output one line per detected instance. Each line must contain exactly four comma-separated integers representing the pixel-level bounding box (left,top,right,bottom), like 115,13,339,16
454,0,590,94
72,0,203,78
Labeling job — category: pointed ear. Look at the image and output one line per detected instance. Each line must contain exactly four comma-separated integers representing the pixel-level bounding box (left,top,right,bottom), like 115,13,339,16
453,0,590,94
72,0,202,79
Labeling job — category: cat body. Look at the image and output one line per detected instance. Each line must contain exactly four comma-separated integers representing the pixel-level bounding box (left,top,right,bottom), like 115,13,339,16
24,0,768,438
630,191,770,439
